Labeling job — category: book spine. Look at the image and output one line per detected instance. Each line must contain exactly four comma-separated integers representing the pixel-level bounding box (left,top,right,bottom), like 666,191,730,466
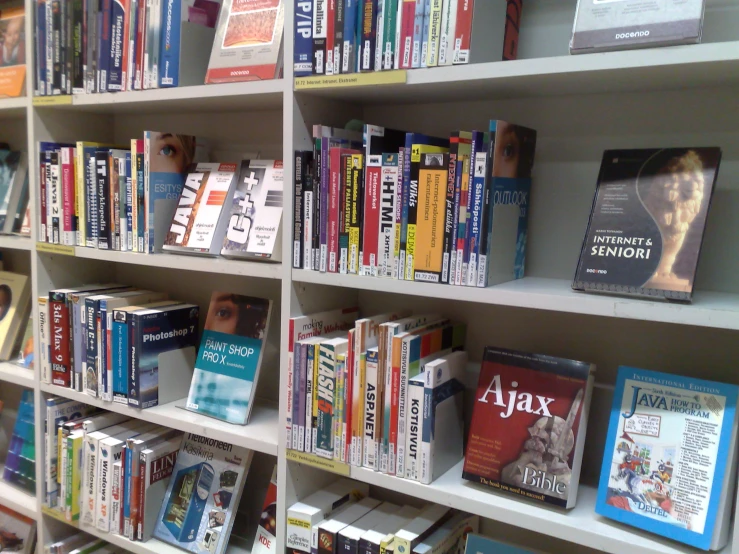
122,0,133,88
125,154,133,250
406,378,424,480
98,444,117,531
362,348,378,469
346,330,356,464
86,148,99,247
96,308,103,395
354,0,363,72
362,155,382,276
58,0,66,93
297,343,307,452
98,0,112,90
312,0,327,74
50,151,61,243
290,341,300,450
340,0,354,73
136,150,144,250
64,0,73,93
37,0,47,95
84,299,98,395
47,0,56,92
379,329,394,473
419,0,430,67
295,0,314,76
50,293,72,387
39,153,48,240
123,444,133,535
39,298,50,383
461,139,476,285
328,148,342,273
397,144,410,279
411,0,424,68
134,455,146,539
393,148,403,277
426,0,442,66
81,435,97,525
112,314,127,403
419,374,433,483
394,335,410,476
147,0,161,88
302,160,314,269
414,155,447,283
108,0,125,90
477,137,494,288
75,145,86,246
96,150,111,249
304,343,315,452
111,155,120,250
128,454,143,539
61,147,75,246
452,0,473,64
404,146,420,280
378,155,397,278
293,151,305,268
348,154,363,274
134,0,146,88
103,307,115,400
381,0,396,69
128,314,141,406
338,152,351,274
85,0,96,91
325,0,335,75
467,136,485,286
130,142,138,251
315,343,336,459
454,158,466,285
360,0,376,71
442,147,457,284
319,137,330,272
158,0,180,86
438,0,456,65
110,461,122,534
285,322,294,449
72,0,85,92
332,355,342,459
373,0,384,71
398,0,414,69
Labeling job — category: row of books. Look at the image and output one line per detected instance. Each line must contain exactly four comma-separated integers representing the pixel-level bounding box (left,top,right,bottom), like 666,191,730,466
294,0,522,77
40,284,273,425
0,148,31,236
33,0,285,96
44,399,265,554
287,480,480,554
37,137,285,260
287,306,467,484
292,122,536,287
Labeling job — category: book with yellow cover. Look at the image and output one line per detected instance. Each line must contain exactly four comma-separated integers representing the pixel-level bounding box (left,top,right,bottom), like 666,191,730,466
414,153,449,283
0,7,26,98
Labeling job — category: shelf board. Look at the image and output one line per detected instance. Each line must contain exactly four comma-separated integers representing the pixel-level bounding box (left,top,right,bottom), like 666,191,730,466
0,235,33,251
295,41,739,103
0,363,35,388
40,383,279,456
0,477,37,519
35,243,283,279
33,80,285,114
0,97,27,117
335,460,703,554
292,271,739,331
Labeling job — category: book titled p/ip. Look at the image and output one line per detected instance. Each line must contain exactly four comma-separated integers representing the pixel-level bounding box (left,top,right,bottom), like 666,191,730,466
186,292,273,425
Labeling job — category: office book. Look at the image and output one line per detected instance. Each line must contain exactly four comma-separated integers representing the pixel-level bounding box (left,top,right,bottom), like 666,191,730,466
596,366,738,551
573,148,721,301
154,434,253,554
186,292,273,425
463,346,595,508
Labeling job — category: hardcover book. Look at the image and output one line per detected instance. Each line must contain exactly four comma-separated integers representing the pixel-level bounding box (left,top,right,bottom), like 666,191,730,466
221,159,284,261
205,0,284,83
573,148,721,301
463,346,595,509
596,366,738,551
163,163,238,255
571,0,706,54
154,434,253,554
186,292,273,425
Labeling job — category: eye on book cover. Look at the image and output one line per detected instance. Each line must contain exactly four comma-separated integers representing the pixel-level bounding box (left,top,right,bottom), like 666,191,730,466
596,366,738,551
463,347,595,508
186,292,272,425
574,148,721,301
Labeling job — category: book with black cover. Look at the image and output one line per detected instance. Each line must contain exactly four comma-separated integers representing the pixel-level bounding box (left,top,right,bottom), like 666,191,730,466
573,148,721,302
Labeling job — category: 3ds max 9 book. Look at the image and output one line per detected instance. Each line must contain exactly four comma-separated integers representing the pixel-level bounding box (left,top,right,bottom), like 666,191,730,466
573,148,721,301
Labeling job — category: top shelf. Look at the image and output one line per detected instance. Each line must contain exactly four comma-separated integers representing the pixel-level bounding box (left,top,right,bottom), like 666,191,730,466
294,41,739,103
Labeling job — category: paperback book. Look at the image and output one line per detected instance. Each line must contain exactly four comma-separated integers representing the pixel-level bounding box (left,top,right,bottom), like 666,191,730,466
573,148,721,301
154,434,253,554
186,292,273,425
596,366,738,551
463,346,595,509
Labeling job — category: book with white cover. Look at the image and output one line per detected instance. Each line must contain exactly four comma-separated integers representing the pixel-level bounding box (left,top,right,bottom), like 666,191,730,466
359,505,421,554
138,435,184,541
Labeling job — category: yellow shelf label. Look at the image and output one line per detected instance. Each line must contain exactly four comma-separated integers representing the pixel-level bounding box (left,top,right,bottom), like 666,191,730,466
33,95,73,106
295,70,407,90
36,242,75,256
286,449,351,476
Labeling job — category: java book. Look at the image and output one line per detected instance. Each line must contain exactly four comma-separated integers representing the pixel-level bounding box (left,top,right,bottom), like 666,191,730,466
463,347,595,508
596,367,738,551
573,148,721,301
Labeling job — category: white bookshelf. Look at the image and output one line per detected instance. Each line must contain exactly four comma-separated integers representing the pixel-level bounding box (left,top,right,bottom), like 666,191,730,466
0,0,734,553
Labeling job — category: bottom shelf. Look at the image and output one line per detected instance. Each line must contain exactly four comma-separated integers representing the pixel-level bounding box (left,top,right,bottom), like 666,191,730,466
42,506,251,554
0,476,37,520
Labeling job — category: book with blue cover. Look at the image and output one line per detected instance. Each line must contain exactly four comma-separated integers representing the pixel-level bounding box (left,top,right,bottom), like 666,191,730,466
596,366,738,550
154,433,252,554
186,292,272,425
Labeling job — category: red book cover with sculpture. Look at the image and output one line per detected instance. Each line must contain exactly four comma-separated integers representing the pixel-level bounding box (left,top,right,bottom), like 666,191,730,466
463,346,595,508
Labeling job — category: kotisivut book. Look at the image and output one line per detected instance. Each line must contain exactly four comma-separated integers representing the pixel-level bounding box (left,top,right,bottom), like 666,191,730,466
154,433,253,554
221,159,284,261
163,163,238,255
463,346,595,509
573,148,721,302
571,0,707,54
186,292,273,425
596,366,738,551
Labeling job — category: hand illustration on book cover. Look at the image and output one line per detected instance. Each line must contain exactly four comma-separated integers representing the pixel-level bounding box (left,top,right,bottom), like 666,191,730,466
186,291,273,425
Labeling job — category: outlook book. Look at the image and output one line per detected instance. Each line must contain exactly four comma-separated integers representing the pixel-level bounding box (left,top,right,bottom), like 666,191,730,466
186,292,273,425
573,148,721,301
154,434,253,554
463,346,595,508
596,367,738,551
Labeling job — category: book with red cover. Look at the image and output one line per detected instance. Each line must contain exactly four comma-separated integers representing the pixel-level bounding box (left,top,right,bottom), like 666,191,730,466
463,346,595,508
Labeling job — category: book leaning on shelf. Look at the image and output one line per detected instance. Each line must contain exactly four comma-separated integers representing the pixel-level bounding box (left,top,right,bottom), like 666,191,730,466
0,149,30,235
